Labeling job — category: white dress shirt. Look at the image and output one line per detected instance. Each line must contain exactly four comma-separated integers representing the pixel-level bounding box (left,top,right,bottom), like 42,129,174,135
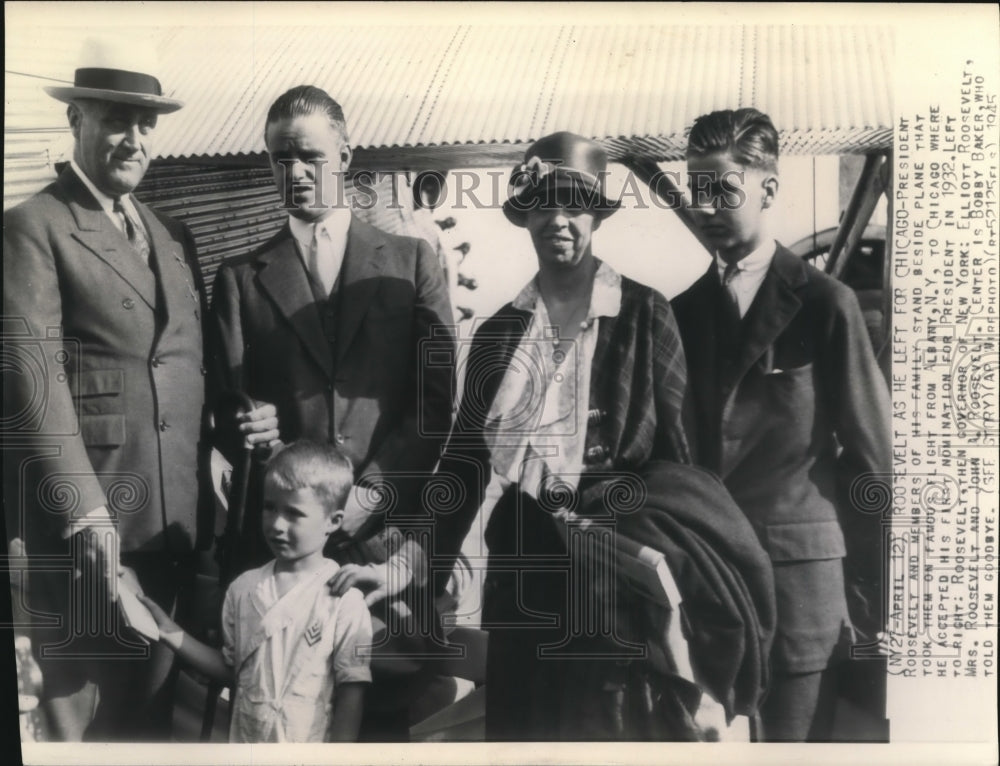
288,208,352,295
715,239,777,318
70,159,144,239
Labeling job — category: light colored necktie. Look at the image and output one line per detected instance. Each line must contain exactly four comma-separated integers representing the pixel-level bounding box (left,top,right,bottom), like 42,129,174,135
722,261,742,320
308,224,337,295
114,198,150,266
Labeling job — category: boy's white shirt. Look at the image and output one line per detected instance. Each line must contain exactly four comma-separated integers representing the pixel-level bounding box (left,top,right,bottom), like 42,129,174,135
222,557,372,742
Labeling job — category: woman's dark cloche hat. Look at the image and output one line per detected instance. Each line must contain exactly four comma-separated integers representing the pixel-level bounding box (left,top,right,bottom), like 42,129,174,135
503,131,621,227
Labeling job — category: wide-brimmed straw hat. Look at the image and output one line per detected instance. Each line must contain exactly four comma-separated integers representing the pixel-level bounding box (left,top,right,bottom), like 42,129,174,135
44,37,183,113
503,131,621,227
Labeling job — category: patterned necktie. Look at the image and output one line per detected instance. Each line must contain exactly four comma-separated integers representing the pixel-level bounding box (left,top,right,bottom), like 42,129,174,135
114,198,150,266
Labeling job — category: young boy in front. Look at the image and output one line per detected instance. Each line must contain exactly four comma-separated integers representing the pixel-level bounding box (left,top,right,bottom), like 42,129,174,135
671,108,891,741
140,441,372,742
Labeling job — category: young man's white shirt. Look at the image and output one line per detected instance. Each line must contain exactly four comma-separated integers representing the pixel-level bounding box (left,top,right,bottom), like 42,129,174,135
715,238,777,318
288,207,351,295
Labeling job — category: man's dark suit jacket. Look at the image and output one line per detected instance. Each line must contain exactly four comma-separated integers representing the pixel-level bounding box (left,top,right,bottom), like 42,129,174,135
209,216,455,538
4,167,207,554
672,245,891,673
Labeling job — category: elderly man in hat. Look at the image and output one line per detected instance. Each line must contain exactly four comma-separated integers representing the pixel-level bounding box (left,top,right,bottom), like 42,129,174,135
3,40,207,740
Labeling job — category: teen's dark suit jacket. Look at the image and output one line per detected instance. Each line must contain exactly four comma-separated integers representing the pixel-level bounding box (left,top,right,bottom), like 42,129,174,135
672,245,891,673
3,166,207,554
209,216,455,532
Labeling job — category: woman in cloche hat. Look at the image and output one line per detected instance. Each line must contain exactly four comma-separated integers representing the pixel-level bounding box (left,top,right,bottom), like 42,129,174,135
434,132,699,740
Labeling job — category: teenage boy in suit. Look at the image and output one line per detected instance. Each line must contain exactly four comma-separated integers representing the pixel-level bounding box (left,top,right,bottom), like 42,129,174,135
672,108,891,742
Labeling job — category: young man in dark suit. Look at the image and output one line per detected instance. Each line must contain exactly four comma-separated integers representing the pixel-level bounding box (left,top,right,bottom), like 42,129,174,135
209,85,456,739
671,108,891,741
3,41,207,740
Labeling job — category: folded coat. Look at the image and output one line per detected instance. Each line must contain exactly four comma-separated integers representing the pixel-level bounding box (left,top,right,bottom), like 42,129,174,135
579,459,777,720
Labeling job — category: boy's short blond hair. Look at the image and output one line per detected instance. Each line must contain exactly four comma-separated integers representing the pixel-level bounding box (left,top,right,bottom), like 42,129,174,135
263,441,354,514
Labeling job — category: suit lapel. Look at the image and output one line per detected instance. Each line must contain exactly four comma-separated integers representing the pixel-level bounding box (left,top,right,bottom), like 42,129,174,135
135,200,198,324
336,217,386,363
61,169,158,309
722,248,805,398
256,228,335,379
683,268,723,414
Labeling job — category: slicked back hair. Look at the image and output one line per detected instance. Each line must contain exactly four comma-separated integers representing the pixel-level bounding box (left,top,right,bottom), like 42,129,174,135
263,440,354,515
264,85,349,144
686,108,779,174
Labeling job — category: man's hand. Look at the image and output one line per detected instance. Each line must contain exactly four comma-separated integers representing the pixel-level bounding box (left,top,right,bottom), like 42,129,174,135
327,558,414,607
237,401,281,449
327,563,388,606
73,522,121,605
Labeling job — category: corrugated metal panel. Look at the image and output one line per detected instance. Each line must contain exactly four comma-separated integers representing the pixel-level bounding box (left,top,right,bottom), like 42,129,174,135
5,22,894,210
130,163,281,295
154,25,471,161
149,23,894,162
3,129,65,209
132,163,443,301
3,70,73,209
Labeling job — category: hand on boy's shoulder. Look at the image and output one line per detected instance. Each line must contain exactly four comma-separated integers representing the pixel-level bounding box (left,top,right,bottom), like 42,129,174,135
327,562,392,607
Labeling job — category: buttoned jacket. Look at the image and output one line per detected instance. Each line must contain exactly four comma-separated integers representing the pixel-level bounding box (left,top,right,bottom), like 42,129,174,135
672,246,891,670
209,217,455,529
3,166,207,552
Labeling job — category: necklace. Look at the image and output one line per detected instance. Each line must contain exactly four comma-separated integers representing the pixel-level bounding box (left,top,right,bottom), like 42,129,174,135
540,267,596,364
550,316,594,368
